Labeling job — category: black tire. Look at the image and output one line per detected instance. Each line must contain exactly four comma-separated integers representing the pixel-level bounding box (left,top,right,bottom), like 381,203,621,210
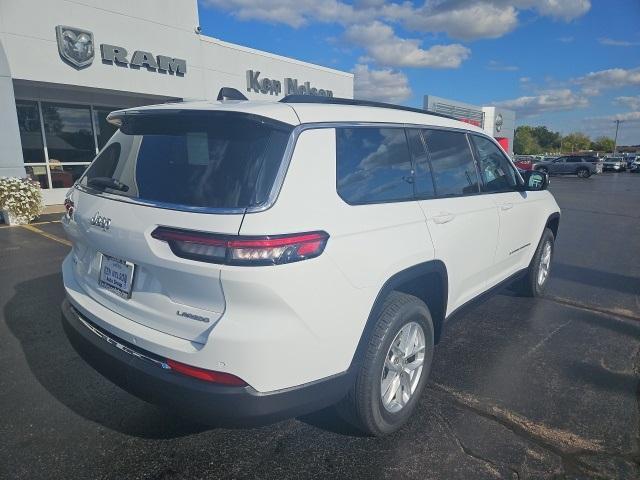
338,292,435,436
515,228,555,297
577,168,590,178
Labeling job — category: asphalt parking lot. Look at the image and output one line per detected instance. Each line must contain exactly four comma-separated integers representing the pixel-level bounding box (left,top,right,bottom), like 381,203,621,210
1,173,639,480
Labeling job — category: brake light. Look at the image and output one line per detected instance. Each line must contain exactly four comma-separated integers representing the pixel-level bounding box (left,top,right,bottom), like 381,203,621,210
151,227,329,266
166,359,247,386
64,198,74,219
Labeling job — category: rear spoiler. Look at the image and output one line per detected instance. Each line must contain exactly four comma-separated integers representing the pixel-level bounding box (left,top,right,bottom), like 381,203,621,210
107,88,249,126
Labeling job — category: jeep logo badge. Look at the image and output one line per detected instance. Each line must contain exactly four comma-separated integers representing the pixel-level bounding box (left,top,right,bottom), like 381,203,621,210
90,212,111,231
56,25,95,69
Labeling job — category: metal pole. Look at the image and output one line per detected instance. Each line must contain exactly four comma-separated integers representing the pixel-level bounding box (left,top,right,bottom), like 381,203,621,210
613,120,623,155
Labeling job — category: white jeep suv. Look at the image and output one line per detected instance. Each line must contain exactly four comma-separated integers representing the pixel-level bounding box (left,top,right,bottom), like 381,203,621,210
61,95,560,436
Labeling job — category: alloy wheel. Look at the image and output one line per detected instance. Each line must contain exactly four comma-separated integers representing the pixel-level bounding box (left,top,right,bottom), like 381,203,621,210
537,241,552,286
380,321,426,413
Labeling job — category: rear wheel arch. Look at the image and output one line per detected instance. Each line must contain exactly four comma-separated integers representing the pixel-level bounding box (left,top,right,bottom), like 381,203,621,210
349,261,448,370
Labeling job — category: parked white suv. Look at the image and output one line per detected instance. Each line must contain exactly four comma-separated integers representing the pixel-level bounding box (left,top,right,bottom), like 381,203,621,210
61,95,560,436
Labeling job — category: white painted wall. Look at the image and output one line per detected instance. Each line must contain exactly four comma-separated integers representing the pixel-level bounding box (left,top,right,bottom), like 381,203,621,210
0,40,25,178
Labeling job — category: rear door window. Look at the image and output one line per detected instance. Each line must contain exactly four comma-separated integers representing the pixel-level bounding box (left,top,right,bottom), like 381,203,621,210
80,111,293,210
422,129,480,197
471,135,518,192
336,127,414,204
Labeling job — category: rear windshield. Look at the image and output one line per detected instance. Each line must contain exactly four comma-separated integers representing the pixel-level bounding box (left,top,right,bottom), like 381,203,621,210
79,111,293,209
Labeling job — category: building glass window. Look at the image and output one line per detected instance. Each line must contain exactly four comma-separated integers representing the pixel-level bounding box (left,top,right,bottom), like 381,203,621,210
42,103,95,163
16,100,45,163
94,106,119,149
15,100,125,191
24,165,49,189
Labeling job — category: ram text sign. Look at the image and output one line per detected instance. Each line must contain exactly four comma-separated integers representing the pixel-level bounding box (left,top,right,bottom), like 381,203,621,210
246,70,333,97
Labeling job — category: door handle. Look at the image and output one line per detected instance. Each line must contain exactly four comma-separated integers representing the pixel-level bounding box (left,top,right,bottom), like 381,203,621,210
500,203,514,211
433,212,455,224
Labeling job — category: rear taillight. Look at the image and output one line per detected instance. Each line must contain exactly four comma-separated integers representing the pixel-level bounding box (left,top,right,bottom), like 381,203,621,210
151,227,329,266
64,198,74,219
166,359,247,386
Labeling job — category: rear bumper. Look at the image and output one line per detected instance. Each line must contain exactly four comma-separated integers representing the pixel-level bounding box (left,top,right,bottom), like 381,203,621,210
61,298,353,426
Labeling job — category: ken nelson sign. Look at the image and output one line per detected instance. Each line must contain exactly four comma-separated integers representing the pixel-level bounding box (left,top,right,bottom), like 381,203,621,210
246,70,333,97
56,25,186,76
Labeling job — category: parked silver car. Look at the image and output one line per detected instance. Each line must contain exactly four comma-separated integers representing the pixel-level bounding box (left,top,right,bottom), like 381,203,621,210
533,155,599,178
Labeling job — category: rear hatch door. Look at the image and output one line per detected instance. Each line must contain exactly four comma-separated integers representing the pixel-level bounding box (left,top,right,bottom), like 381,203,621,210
64,109,295,343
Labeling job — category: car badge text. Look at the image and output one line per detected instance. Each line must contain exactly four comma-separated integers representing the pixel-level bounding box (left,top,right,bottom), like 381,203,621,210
90,212,111,231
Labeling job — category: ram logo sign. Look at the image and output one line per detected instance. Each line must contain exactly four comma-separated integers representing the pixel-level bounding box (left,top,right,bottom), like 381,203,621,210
56,26,95,68
55,25,186,76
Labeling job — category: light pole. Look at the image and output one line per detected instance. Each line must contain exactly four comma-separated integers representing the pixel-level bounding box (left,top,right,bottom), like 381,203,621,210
613,120,623,155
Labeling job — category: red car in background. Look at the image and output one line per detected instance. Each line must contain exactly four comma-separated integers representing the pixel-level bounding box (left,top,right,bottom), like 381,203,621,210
514,155,535,171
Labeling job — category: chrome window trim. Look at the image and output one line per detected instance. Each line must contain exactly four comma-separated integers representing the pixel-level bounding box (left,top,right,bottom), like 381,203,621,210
73,119,495,215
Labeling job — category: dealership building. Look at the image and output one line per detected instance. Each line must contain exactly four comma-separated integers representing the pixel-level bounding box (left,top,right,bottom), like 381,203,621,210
424,95,516,157
0,0,354,204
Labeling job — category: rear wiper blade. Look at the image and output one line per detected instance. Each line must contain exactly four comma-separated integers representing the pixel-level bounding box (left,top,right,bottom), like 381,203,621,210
87,177,130,192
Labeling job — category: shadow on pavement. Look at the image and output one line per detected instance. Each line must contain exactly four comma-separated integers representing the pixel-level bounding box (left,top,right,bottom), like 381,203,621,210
4,272,208,440
298,406,367,437
4,272,356,440
552,262,640,295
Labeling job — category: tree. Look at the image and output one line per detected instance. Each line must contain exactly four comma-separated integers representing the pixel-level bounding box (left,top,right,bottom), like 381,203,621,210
532,126,561,151
561,132,591,153
591,136,615,153
514,126,541,155
514,125,562,154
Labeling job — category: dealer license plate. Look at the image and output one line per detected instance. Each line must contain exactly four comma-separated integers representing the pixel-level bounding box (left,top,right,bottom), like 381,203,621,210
98,254,135,299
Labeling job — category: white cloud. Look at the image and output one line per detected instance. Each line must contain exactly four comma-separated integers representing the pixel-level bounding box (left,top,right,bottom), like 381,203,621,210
345,22,470,68
598,38,640,47
603,111,640,122
199,0,371,27
575,67,640,96
200,0,592,40
496,89,589,116
615,95,640,110
514,0,591,21
558,36,574,43
403,4,519,41
487,60,519,71
519,76,531,82
353,64,412,103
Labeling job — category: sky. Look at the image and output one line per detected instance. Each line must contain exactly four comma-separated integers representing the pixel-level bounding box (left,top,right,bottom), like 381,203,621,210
198,0,640,145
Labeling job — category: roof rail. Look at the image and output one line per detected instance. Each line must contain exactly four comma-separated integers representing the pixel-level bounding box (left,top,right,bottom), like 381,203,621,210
279,95,459,122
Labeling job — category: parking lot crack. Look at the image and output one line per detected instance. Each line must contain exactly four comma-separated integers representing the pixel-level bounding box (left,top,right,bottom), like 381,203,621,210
433,410,514,479
430,382,640,476
522,317,574,359
430,382,607,454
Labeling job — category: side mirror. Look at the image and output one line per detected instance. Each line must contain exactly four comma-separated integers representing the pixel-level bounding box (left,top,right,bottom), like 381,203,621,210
521,170,548,191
